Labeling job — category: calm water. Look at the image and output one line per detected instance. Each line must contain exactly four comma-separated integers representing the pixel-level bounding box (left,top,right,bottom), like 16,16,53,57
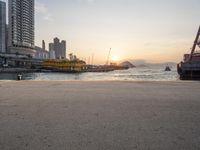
0,65,179,81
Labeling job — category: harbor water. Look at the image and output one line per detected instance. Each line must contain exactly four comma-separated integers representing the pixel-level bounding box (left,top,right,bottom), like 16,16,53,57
0,65,179,81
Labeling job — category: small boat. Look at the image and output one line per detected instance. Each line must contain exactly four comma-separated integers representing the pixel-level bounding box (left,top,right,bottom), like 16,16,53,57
165,65,171,71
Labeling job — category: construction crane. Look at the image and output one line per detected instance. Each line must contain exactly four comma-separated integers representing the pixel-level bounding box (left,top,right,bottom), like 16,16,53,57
106,48,111,65
189,26,200,62
177,26,200,80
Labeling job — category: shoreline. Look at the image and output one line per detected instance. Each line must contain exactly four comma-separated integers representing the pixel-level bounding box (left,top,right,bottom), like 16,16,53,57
0,79,191,83
1,78,199,83
0,68,41,73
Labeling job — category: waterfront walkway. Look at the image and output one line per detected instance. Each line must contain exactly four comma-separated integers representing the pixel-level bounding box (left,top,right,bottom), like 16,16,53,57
0,81,200,150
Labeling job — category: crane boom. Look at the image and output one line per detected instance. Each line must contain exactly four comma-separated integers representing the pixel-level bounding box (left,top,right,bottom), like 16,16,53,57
189,26,200,62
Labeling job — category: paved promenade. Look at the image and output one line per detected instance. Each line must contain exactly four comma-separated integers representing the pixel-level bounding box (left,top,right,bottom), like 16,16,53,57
0,81,200,150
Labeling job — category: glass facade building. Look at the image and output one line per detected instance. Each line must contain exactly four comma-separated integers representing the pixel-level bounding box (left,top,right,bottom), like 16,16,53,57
8,0,35,56
0,1,6,53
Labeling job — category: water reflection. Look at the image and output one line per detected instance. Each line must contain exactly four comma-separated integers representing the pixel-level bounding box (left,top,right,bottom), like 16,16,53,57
0,66,179,81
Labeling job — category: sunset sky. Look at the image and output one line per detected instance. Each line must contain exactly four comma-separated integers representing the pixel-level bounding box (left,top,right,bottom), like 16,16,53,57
2,0,200,64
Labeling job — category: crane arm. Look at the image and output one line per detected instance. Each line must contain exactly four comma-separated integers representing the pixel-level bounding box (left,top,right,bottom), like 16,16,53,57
189,26,200,62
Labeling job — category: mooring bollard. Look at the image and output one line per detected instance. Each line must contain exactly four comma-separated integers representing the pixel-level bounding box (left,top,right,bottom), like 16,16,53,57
17,74,22,81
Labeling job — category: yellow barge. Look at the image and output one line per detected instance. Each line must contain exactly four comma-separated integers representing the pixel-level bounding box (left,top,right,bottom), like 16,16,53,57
42,59,87,73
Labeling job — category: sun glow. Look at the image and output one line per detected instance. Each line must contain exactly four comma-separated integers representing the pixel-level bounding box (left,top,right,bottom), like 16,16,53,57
111,55,120,62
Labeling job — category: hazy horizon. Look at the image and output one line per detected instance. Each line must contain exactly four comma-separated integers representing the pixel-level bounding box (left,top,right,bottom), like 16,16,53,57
1,0,199,64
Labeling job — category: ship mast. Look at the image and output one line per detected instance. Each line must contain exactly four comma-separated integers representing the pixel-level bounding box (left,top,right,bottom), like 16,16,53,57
189,26,200,62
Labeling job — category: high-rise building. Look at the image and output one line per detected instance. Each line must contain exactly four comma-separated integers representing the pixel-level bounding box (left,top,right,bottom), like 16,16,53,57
8,0,36,56
52,37,67,59
53,37,61,59
49,43,55,59
0,1,6,53
49,43,54,51
61,40,66,59
49,50,55,59
5,24,9,53
42,40,45,51
35,46,49,59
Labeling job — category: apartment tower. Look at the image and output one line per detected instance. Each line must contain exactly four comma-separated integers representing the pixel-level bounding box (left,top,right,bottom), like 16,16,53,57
8,0,35,56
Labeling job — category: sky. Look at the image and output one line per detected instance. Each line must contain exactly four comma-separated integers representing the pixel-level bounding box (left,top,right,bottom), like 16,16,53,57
1,0,200,64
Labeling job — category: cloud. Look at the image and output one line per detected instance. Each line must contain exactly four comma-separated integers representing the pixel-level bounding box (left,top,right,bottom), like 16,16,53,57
144,42,152,47
35,1,48,13
87,0,95,3
35,1,54,21
77,0,96,4
44,14,54,21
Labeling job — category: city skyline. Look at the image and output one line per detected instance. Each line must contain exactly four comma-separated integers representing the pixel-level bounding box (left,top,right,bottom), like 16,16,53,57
1,0,199,64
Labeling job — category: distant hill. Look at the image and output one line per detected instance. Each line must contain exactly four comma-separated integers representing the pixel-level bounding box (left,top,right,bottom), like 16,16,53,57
119,61,136,68
129,59,177,67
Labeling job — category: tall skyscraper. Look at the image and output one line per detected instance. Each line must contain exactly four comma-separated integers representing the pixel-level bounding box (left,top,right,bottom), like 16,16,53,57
52,37,67,59
42,40,45,51
8,0,35,56
53,37,60,59
0,1,6,53
61,40,66,59
49,43,55,59
49,43,54,51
